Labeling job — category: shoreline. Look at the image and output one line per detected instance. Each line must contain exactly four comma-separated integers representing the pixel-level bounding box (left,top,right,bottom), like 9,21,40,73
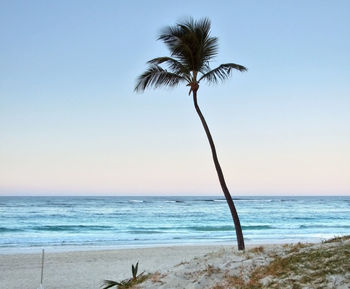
0,236,325,255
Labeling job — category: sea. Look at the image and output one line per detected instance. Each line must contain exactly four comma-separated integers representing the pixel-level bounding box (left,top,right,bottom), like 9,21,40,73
0,196,349,253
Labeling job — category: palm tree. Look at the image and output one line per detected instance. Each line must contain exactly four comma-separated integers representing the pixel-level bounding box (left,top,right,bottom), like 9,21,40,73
135,18,247,250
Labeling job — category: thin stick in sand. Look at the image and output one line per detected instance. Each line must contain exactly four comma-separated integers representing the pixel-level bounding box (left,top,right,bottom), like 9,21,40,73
38,249,44,289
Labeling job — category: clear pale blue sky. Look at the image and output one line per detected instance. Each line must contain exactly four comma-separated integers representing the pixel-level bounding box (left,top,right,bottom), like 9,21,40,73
1,0,349,196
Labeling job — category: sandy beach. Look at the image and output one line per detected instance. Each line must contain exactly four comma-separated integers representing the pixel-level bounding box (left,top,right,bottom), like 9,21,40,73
1,236,349,289
0,245,229,289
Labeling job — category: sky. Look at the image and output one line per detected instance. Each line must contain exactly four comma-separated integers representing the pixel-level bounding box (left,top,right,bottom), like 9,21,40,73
0,0,349,196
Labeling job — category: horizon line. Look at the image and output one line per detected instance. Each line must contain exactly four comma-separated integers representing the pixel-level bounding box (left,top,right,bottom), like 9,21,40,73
0,194,349,197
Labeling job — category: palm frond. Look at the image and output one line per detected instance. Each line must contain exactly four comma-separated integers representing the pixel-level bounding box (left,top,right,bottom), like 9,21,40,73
101,280,122,289
158,25,194,70
158,17,218,73
194,18,218,64
147,57,191,81
134,65,186,92
198,63,247,84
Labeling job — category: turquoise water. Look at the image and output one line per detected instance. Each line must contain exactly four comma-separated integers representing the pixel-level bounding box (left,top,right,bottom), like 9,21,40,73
0,196,349,252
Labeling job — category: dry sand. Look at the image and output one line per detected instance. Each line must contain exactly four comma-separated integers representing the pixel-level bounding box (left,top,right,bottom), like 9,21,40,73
0,245,230,289
1,237,349,289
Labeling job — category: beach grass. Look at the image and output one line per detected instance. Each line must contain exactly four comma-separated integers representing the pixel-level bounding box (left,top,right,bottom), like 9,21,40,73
211,235,350,289
101,262,150,289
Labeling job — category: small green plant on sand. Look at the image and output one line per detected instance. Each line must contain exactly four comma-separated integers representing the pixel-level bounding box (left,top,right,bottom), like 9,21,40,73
131,262,139,280
101,262,149,289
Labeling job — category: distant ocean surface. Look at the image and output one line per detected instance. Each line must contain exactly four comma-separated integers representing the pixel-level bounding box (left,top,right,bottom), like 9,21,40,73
0,196,349,253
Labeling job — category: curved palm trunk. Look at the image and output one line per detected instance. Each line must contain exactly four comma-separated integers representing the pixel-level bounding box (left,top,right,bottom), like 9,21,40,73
193,90,245,250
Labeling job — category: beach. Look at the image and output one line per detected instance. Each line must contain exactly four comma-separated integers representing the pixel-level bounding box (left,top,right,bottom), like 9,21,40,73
2,1,350,288
0,245,228,289
1,236,349,289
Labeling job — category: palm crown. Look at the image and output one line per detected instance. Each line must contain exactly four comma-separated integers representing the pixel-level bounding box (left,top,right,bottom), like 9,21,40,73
135,18,247,94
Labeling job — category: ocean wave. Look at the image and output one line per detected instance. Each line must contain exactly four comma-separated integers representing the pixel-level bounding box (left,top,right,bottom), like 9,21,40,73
236,199,273,202
186,225,233,231
202,198,275,202
30,225,114,232
127,230,165,234
242,225,276,230
4,213,71,219
125,224,277,232
0,227,24,233
299,224,350,229
293,217,317,220
187,225,275,231
43,202,75,208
